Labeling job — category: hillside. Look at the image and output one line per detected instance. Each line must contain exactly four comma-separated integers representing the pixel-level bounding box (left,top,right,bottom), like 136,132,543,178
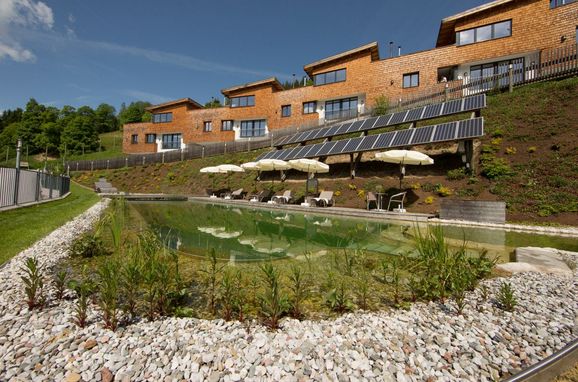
73,77,578,226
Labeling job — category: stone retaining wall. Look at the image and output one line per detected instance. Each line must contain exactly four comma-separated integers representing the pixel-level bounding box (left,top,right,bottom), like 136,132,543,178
440,199,506,224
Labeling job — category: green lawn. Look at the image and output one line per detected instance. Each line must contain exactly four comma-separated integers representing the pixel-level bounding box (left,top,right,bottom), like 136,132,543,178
66,131,124,161
0,182,100,265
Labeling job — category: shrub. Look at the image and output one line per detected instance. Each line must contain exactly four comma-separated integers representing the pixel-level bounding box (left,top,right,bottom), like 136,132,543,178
490,137,503,146
258,263,289,329
166,172,176,181
372,95,389,116
424,196,435,205
456,188,480,197
496,282,517,312
410,183,421,190
97,260,120,331
505,146,517,155
481,155,514,179
527,146,537,154
288,265,309,319
356,189,365,199
446,168,466,181
334,190,341,197
200,249,226,316
325,276,354,313
436,185,453,197
68,267,95,328
69,234,110,258
491,128,504,138
348,184,357,191
21,257,44,310
421,182,436,192
220,268,236,321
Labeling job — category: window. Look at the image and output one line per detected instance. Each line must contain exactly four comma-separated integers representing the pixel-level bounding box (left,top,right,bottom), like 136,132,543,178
314,68,346,86
403,72,419,88
152,112,173,123
456,20,511,46
221,120,233,131
240,120,266,137
281,105,291,117
470,57,525,91
162,133,181,149
324,97,358,120
303,101,317,114
229,95,255,108
550,0,578,8
203,121,212,132
145,134,156,144
131,134,138,144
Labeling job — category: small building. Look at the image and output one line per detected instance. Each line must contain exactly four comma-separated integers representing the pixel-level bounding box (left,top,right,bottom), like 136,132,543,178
123,0,578,154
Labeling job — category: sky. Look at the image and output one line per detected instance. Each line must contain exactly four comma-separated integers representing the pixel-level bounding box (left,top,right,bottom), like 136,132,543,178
0,0,490,113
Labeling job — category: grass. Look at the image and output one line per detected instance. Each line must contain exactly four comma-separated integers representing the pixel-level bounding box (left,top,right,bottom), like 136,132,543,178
67,131,124,161
0,182,100,265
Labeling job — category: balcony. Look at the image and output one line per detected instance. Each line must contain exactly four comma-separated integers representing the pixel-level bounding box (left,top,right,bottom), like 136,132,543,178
325,108,358,121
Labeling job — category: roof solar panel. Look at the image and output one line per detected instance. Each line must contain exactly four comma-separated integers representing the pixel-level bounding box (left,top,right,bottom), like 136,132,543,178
432,122,458,142
328,140,349,155
374,131,396,149
441,99,462,116
316,141,336,157
405,107,425,123
410,125,435,145
423,103,443,119
374,114,392,129
388,111,408,125
457,118,484,138
357,135,380,151
391,129,414,146
342,137,364,153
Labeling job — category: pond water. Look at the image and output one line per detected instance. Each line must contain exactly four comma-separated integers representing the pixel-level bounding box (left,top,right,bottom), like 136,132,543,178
128,201,578,263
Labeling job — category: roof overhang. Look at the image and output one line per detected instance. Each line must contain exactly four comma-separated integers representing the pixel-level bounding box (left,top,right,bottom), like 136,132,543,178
436,0,516,47
146,98,203,111
221,77,283,96
303,42,380,76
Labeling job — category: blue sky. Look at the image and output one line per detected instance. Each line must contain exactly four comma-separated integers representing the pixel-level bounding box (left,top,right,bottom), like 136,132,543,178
0,0,489,112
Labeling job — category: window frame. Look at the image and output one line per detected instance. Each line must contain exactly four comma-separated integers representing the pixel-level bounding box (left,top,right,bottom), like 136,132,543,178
550,0,578,8
152,112,173,124
221,120,233,131
281,105,291,117
145,133,156,144
313,68,347,86
456,20,512,46
402,72,420,88
229,95,255,108
239,120,266,138
203,121,213,132
161,133,181,150
303,101,317,114
131,134,138,144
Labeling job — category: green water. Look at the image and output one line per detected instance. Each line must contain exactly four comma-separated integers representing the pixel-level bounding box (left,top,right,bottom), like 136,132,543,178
128,201,578,263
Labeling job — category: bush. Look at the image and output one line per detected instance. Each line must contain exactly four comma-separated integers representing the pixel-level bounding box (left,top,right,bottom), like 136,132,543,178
70,233,110,258
372,95,389,116
424,196,434,205
481,155,514,179
446,168,466,181
505,146,517,155
436,185,453,197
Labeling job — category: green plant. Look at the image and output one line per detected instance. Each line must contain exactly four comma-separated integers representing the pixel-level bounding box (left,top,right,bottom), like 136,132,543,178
436,185,453,197
121,248,141,318
21,257,44,310
348,183,357,191
527,146,537,153
219,267,236,321
372,95,389,116
446,168,466,181
381,257,402,305
68,267,94,328
288,265,309,319
496,282,517,312
451,272,468,315
353,250,372,310
69,233,110,258
481,155,514,179
424,196,434,205
97,260,120,331
505,146,517,155
257,263,289,329
55,268,68,300
325,277,354,313
200,249,226,316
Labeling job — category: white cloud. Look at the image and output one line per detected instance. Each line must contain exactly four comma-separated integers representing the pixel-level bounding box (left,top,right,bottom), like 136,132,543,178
68,13,75,24
0,0,54,62
65,26,76,39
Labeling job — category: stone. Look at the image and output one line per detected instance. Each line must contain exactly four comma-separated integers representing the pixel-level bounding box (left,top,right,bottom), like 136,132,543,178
66,372,81,382
101,367,114,382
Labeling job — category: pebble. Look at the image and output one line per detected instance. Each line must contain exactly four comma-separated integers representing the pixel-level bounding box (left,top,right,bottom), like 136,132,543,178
0,199,576,381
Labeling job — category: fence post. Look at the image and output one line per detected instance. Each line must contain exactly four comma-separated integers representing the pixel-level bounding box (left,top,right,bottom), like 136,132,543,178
180,149,184,161
142,156,145,166
125,158,128,168
247,138,251,152
91,161,94,171
76,162,79,171
202,147,205,158
444,83,449,101
224,143,227,155
508,64,514,93
35,171,41,201
49,175,53,199
67,165,70,177
107,160,110,170
13,168,20,205
162,152,165,164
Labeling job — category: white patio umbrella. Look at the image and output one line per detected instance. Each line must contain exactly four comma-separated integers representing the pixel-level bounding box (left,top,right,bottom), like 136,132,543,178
375,150,434,189
199,166,227,189
215,164,245,189
288,158,329,198
256,159,291,186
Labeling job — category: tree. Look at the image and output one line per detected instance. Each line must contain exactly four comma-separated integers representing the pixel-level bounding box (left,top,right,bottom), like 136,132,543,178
204,98,222,108
0,108,23,134
118,101,152,125
0,122,21,150
95,103,119,133
18,99,46,152
60,114,99,155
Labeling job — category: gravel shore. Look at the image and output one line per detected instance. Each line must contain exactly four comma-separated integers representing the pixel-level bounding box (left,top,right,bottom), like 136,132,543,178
0,199,576,381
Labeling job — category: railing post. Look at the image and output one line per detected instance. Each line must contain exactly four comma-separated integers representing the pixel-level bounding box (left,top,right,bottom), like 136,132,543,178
202,147,205,158
224,143,227,155
125,157,128,168
76,162,79,171
49,174,53,199
162,152,165,164
180,149,184,161
444,83,449,101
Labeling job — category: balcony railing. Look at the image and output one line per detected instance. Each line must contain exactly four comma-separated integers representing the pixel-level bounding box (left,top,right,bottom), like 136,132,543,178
325,108,358,121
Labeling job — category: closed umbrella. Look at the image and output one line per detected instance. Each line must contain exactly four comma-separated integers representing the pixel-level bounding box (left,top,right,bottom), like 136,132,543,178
288,158,329,198
256,159,291,186
375,150,434,189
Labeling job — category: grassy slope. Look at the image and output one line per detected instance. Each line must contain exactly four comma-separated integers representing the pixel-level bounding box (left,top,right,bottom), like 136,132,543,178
72,77,578,226
67,131,123,161
0,182,100,264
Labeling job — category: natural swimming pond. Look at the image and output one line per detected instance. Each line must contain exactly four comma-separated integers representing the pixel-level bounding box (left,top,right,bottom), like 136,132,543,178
128,201,578,263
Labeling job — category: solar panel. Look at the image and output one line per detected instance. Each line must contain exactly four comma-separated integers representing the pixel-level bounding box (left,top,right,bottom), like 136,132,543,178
306,128,324,141
299,130,317,142
325,125,341,137
300,144,318,158
457,118,483,138
374,114,392,129
463,94,485,111
423,103,443,119
391,129,414,146
274,136,288,146
342,137,364,153
316,141,336,157
410,125,435,145
405,107,425,123
374,131,396,149
267,150,283,159
257,151,272,160
348,120,365,133
441,99,462,116
292,146,311,159
388,111,408,125
291,132,310,144
362,117,379,131
357,135,380,151
305,143,325,157
334,123,351,135
432,122,458,142
328,140,349,155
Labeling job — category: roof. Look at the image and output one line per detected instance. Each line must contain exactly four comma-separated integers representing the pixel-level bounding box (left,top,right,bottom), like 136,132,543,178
146,98,203,111
436,0,516,47
221,77,283,96
303,42,380,76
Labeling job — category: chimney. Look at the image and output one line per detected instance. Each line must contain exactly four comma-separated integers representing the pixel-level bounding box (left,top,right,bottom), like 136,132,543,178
398,46,401,56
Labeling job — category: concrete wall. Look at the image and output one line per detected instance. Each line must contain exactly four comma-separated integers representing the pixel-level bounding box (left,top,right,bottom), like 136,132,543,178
440,200,506,223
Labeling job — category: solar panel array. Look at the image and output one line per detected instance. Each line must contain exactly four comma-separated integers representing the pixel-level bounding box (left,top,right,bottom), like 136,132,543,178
273,94,485,147
257,117,484,161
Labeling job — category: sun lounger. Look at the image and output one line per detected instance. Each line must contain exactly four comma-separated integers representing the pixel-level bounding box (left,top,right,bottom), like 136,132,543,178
312,191,334,207
249,189,274,202
272,190,293,204
224,188,245,200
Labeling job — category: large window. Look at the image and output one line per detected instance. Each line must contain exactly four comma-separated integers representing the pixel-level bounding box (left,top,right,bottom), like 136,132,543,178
152,113,173,123
221,120,233,131
281,105,291,117
131,134,138,144
240,120,266,137
162,133,181,149
456,20,512,46
203,121,212,132
229,95,255,108
403,72,420,88
324,97,358,120
314,68,346,86
470,57,525,91
550,0,578,7
145,134,156,144
303,101,316,114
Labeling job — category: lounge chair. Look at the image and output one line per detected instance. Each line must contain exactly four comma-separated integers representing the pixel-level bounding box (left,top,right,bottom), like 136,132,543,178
94,179,118,193
387,192,407,212
366,192,378,210
225,188,245,200
272,190,293,204
249,189,274,202
312,191,334,207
